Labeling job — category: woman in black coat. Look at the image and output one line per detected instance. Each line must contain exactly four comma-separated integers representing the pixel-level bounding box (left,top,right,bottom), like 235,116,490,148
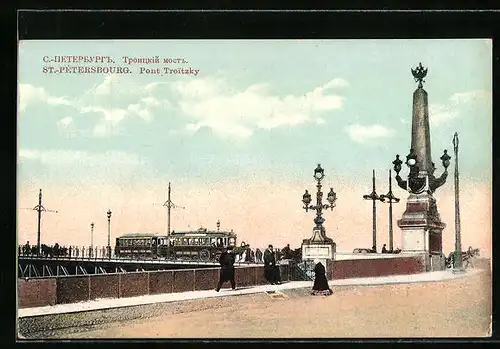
311,260,333,296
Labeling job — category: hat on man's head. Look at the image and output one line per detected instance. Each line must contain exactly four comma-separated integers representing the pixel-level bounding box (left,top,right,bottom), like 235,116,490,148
268,244,273,248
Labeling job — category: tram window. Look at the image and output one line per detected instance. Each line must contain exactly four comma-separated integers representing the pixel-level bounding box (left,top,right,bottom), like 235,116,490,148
229,238,235,246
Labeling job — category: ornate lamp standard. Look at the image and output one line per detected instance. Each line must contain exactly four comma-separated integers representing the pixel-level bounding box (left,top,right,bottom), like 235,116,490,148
301,164,337,271
302,164,337,241
107,209,112,259
452,132,465,272
216,219,220,232
362,170,381,253
379,170,400,252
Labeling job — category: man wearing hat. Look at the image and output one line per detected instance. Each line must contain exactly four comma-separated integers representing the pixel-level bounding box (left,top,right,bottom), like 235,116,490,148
263,244,281,285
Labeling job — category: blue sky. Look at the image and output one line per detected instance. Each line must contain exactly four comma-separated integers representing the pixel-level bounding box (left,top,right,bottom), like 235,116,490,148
18,39,491,188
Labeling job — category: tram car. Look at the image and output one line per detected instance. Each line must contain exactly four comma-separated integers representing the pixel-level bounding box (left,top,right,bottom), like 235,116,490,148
168,228,237,261
115,228,237,261
114,233,161,259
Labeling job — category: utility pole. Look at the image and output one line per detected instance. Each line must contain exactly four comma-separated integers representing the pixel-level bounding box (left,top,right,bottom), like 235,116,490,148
453,132,464,272
161,182,185,237
363,170,381,253
380,170,400,251
22,189,59,256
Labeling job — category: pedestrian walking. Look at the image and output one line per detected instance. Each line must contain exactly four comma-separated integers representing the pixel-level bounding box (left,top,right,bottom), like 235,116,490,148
215,247,236,291
311,260,333,296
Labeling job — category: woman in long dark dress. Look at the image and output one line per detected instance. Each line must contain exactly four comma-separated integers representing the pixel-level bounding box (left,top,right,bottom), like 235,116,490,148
311,260,333,296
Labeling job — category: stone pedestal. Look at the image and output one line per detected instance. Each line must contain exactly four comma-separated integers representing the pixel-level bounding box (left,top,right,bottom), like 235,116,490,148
301,228,336,267
397,192,446,270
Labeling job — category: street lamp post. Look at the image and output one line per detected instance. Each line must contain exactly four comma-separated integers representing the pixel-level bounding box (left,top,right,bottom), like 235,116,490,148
107,209,112,259
216,219,220,232
302,164,337,242
90,222,94,257
363,170,381,253
380,170,400,252
452,132,464,272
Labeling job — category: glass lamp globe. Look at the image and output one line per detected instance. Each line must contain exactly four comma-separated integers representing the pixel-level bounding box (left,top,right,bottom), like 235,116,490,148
407,158,416,167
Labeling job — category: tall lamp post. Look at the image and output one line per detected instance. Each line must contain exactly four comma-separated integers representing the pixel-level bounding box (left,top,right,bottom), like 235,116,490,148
380,170,400,252
452,132,464,272
90,222,94,257
107,209,112,259
363,170,381,253
216,219,220,232
302,164,337,241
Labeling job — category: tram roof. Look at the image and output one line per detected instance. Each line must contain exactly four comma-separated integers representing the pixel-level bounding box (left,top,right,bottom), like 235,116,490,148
170,229,236,236
118,233,158,238
118,230,236,239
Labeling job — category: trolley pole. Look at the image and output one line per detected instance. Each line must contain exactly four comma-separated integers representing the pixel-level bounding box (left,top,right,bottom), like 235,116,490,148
363,170,381,253
30,189,58,256
162,182,185,237
380,170,400,251
453,132,465,272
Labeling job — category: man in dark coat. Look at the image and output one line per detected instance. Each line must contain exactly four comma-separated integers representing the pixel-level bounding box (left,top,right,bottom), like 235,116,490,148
216,247,236,291
263,244,281,285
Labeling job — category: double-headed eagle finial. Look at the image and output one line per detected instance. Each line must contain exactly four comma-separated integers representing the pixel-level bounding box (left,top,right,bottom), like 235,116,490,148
411,62,428,88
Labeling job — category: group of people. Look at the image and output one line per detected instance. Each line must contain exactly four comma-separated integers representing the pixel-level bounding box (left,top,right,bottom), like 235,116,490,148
19,241,110,259
381,244,402,254
215,244,333,296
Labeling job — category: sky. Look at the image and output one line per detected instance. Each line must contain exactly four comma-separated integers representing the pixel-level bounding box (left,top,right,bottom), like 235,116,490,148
17,39,492,256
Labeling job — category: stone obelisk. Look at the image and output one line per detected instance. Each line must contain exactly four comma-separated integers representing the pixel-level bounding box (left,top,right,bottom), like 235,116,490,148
394,63,450,271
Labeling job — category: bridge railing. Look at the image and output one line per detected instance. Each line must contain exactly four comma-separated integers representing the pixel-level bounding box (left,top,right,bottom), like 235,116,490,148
18,244,270,265
18,245,115,260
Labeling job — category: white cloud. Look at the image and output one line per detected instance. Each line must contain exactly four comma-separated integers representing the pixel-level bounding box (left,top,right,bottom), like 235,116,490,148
81,106,127,125
430,90,491,126
56,116,77,138
18,84,71,112
345,124,396,144
21,75,349,140
174,77,348,138
18,148,141,167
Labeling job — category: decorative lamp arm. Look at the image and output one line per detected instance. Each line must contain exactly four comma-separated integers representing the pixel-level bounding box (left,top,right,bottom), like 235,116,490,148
429,170,448,193
395,174,407,190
